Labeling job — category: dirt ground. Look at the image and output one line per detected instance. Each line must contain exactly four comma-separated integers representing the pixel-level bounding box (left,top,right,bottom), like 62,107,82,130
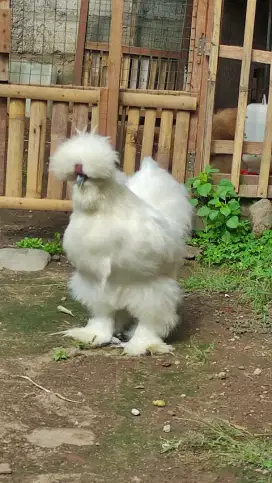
0,210,272,483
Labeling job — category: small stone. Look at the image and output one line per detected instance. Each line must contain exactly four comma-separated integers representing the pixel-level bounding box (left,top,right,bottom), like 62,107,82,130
0,463,12,474
249,199,272,236
0,248,51,272
131,408,140,416
180,394,186,398
238,365,245,370
163,424,171,433
61,296,67,302
152,400,166,407
253,368,262,375
216,371,227,380
52,254,61,262
208,374,214,380
185,245,202,260
161,361,172,367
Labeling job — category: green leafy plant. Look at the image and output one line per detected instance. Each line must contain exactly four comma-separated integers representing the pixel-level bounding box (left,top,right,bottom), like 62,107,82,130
186,165,249,244
53,348,69,361
16,232,63,255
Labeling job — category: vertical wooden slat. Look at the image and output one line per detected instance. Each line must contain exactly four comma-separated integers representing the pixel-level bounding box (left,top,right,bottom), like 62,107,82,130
172,111,190,183
0,0,10,195
123,108,140,175
202,0,223,167
141,109,156,161
5,99,25,197
121,55,130,88
98,88,108,137
130,57,139,88
74,0,90,85
91,53,101,87
83,52,90,86
139,58,149,89
231,0,257,191
258,67,272,197
71,103,89,135
148,59,158,89
91,105,99,131
26,100,47,198
100,54,108,87
107,0,123,147
158,60,168,90
47,102,68,199
157,110,174,170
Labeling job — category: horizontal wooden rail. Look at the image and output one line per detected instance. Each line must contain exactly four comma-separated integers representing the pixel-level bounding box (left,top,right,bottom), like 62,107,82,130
206,43,272,65
213,173,272,197
0,196,72,211
120,88,197,97
211,140,267,155
0,84,100,103
85,41,182,60
119,92,197,110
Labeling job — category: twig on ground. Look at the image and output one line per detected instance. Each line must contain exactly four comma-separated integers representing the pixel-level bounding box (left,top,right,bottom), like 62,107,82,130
15,375,80,403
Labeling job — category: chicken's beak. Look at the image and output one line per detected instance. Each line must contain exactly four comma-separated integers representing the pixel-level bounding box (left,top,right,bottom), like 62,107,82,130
76,174,87,187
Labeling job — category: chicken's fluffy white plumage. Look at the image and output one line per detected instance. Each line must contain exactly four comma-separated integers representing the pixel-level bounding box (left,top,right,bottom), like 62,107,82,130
50,131,193,355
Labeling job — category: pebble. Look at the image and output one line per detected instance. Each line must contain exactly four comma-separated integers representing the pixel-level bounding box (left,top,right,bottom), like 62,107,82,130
131,408,140,416
161,361,172,367
152,400,166,407
61,296,67,302
253,368,262,375
238,365,245,370
216,371,227,380
0,463,12,474
163,424,171,433
52,254,61,262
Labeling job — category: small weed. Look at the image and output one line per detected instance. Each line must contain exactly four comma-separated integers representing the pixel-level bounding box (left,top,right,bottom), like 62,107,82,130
161,416,272,474
17,232,63,255
73,340,91,350
182,267,241,294
53,348,69,361
185,342,215,365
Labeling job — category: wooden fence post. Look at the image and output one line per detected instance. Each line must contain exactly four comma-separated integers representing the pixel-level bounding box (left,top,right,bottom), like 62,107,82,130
0,0,10,195
74,0,90,85
101,0,123,147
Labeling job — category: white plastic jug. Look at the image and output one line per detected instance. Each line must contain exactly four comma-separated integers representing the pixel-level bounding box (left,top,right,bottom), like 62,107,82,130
242,97,267,171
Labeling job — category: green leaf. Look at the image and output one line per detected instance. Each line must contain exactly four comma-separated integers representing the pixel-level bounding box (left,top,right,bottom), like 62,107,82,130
220,206,231,217
226,216,239,229
197,206,210,217
193,179,201,188
208,210,219,221
205,165,220,174
228,199,240,211
218,179,235,188
185,178,195,188
189,198,199,207
208,197,221,207
222,230,232,243
197,183,212,197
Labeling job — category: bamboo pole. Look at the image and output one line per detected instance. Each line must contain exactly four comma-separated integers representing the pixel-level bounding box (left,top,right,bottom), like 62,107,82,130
71,103,89,135
123,108,140,175
148,59,158,89
158,60,167,90
172,111,190,183
157,110,174,170
231,0,257,191
5,99,25,197
202,0,223,167
26,101,47,198
73,0,90,85
0,0,10,195
91,105,99,131
119,92,197,110
257,67,272,197
130,58,139,89
0,84,99,103
120,55,130,88
140,109,156,161
47,102,68,199
0,196,72,211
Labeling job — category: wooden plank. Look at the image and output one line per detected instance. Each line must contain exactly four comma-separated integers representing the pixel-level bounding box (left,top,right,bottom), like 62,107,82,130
0,196,72,211
157,110,174,170
26,100,47,198
71,103,89,135
130,57,139,88
123,108,140,175
0,84,99,103
74,0,90,85
0,8,11,54
172,111,190,183
139,58,149,89
5,99,25,197
120,55,130,88
212,173,272,198
106,0,123,147
83,52,90,86
0,0,9,195
91,53,101,87
47,102,68,199
231,0,257,191
216,45,272,65
120,91,197,110
158,60,167,90
148,59,158,89
91,105,99,131
202,0,223,167
258,67,272,197
212,140,267,155
140,109,156,161
85,41,182,60
100,54,108,87
98,88,108,136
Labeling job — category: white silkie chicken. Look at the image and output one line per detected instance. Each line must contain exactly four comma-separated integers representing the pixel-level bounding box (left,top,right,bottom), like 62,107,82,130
50,131,193,355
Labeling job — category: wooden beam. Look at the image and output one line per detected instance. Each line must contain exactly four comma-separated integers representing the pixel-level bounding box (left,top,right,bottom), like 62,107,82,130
211,140,267,155
106,0,123,147
85,41,182,60
202,0,223,167
210,44,272,65
0,84,99,103
213,173,272,198
119,92,197,110
74,0,90,85
0,196,72,211
231,0,257,191
258,66,272,197
0,0,10,196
